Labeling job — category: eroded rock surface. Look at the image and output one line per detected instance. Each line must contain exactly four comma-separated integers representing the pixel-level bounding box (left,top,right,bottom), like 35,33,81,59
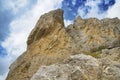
6,9,120,80
67,16,120,53
31,47,120,80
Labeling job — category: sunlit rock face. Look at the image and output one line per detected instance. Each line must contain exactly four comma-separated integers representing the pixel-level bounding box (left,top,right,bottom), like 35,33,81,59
67,16,120,53
6,9,120,80
31,50,120,80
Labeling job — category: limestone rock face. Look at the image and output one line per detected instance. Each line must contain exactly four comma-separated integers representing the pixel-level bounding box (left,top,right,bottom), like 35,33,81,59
6,9,72,80
6,9,120,80
67,16,120,53
31,54,101,80
31,52,120,80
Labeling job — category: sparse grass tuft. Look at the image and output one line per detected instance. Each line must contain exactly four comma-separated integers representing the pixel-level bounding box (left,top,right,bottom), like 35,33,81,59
85,51,101,58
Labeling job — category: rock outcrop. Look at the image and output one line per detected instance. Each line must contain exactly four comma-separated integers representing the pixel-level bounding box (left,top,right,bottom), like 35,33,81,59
31,47,120,80
6,9,120,80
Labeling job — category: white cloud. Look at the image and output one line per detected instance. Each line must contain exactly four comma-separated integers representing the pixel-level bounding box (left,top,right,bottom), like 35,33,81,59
1,0,63,79
72,0,76,5
77,0,120,19
0,74,7,80
3,0,28,14
0,56,12,80
0,57,11,75
64,19,73,27
107,0,120,18
77,0,106,19
85,0,101,18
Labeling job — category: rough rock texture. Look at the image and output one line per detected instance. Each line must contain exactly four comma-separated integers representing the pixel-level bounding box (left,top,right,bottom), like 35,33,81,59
31,54,101,80
67,16,120,53
6,9,120,80
31,47,120,80
6,9,72,80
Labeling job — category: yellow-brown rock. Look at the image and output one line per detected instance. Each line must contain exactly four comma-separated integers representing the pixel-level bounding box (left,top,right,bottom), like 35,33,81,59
67,16,120,53
6,9,120,80
6,9,72,80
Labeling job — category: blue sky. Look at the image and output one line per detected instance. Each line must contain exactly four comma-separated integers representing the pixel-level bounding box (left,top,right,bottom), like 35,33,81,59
0,0,120,79
62,0,116,20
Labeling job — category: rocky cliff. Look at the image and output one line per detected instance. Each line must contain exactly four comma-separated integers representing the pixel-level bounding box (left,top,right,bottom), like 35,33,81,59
6,9,120,80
